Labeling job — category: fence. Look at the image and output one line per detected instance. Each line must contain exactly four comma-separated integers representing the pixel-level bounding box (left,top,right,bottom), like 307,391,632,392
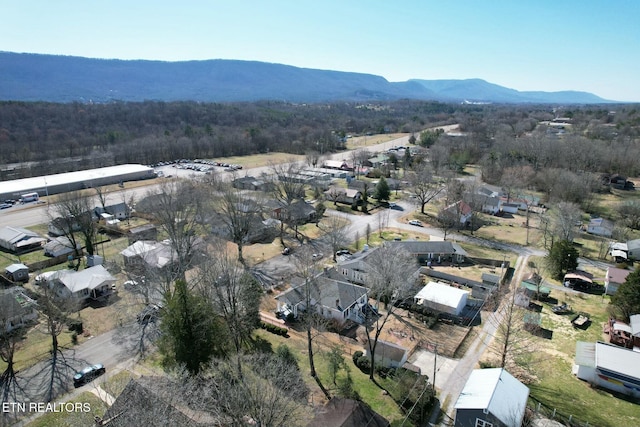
528,396,594,427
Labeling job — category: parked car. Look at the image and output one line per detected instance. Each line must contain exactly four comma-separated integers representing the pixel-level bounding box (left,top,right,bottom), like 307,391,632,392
123,280,139,289
312,253,323,260
336,249,351,256
0,203,12,209
282,247,291,255
137,304,162,324
73,364,106,387
409,219,423,227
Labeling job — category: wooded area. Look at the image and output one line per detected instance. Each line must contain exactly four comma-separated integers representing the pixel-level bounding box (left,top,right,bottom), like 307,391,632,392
3,100,636,182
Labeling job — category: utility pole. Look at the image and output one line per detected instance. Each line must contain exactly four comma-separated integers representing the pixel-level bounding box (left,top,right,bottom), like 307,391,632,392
433,343,438,392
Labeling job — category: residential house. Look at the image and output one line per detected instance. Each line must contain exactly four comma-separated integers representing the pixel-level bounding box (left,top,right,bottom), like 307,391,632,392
604,266,631,296
324,187,362,205
100,377,210,426
94,202,130,220
386,240,468,265
127,223,158,244
586,217,614,237
574,341,640,398
4,263,29,282
43,236,81,258
0,288,38,332
120,240,176,275
307,398,390,427
275,276,369,324
443,201,473,226
365,154,389,168
454,368,529,427
0,226,46,253
335,256,373,286
363,339,409,369
627,239,640,261
475,195,502,215
414,281,469,316
267,198,317,225
45,265,116,303
47,212,92,237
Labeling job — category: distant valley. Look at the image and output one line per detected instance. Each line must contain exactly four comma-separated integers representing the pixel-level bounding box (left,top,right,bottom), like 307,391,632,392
0,52,613,104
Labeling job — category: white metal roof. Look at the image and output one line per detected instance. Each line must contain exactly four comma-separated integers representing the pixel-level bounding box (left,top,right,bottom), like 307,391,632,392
596,342,640,380
455,368,529,427
52,265,116,293
415,281,469,309
0,164,153,196
631,315,640,337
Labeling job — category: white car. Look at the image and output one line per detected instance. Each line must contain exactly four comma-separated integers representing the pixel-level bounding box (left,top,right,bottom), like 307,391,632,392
408,219,423,227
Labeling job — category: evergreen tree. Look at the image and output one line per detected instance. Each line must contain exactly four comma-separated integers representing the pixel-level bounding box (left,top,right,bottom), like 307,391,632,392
611,267,640,320
160,280,226,374
545,240,579,280
374,176,390,202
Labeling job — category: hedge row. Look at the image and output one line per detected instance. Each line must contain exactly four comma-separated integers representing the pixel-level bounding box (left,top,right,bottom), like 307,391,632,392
351,350,393,377
260,321,288,336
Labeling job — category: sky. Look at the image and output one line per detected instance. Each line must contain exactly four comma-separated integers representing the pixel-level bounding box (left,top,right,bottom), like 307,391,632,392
2,1,639,102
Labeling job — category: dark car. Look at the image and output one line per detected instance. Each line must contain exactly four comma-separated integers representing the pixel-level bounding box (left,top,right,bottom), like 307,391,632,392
137,304,162,324
73,364,105,387
282,247,291,255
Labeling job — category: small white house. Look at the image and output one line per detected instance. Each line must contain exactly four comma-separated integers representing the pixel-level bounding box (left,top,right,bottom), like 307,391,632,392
414,281,469,316
46,265,116,303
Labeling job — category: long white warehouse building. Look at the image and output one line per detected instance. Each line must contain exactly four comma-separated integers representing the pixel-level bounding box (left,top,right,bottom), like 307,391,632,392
0,164,156,200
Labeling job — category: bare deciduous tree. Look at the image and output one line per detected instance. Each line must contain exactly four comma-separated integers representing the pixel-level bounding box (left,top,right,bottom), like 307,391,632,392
318,215,350,262
362,245,418,380
270,161,307,244
406,165,444,214
49,190,97,258
291,247,331,399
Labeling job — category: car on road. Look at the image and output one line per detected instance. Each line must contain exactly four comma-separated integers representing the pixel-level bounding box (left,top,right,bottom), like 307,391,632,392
0,203,12,209
73,364,106,387
408,219,423,227
389,202,403,210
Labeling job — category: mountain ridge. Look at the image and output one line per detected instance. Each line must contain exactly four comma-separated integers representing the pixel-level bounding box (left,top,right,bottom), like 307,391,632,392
0,52,613,104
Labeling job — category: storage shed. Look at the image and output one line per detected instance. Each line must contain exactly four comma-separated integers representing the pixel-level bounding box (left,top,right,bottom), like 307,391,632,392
414,281,469,316
5,263,29,282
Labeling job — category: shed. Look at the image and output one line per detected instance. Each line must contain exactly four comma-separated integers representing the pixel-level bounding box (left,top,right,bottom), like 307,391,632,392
363,339,409,369
5,263,29,282
414,281,469,316
454,368,529,427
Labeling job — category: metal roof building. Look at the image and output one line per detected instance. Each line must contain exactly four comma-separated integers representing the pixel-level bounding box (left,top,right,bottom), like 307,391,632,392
574,341,640,397
0,164,156,200
414,281,469,316
454,368,529,427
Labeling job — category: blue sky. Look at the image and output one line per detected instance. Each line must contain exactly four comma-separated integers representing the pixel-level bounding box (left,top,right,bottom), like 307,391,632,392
2,1,639,102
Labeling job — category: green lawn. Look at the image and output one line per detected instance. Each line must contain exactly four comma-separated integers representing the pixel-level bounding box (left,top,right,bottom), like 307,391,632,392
519,290,640,427
24,392,107,427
